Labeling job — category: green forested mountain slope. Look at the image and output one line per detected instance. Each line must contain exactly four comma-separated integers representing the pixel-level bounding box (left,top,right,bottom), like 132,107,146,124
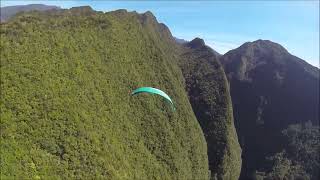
179,38,241,180
0,7,209,179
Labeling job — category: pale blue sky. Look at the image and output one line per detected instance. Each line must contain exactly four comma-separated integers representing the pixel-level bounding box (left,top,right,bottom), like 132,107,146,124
1,1,319,67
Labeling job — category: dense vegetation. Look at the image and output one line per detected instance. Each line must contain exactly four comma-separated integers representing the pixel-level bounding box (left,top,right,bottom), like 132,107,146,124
254,122,319,180
1,7,210,179
221,40,320,180
178,38,241,180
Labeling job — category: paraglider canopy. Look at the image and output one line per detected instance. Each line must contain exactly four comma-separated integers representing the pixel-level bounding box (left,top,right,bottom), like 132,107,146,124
131,87,175,110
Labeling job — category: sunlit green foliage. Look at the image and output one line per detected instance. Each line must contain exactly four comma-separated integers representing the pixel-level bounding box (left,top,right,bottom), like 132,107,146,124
0,7,209,179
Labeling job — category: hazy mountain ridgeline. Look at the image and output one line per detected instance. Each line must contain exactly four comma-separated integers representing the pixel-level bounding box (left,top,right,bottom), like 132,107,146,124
178,38,241,180
0,4,61,22
220,40,320,179
174,37,188,44
1,6,211,179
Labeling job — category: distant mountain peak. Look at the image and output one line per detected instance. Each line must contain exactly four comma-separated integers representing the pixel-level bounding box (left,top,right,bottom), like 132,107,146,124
253,39,287,51
111,9,129,15
1,4,61,22
70,6,93,11
140,10,158,25
238,39,289,57
187,38,206,48
221,39,294,73
221,38,320,83
4,4,60,8
69,6,94,15
144,10,155,17
174,37,188,44
184,38,221,57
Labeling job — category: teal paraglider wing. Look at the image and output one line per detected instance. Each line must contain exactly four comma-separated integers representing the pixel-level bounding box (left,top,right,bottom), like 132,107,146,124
131,87,175,110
